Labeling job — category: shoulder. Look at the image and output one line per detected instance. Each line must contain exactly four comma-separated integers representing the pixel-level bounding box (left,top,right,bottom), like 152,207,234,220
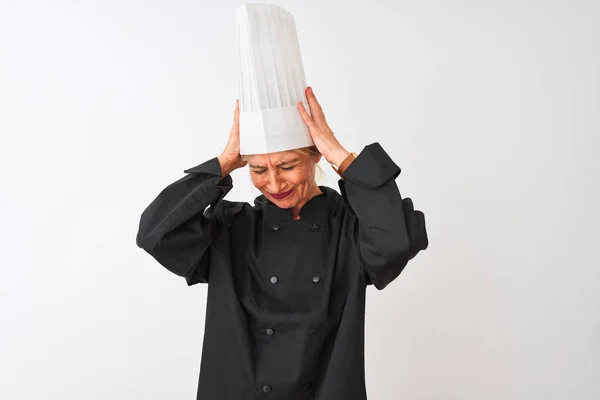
321,185,344,205
206,199,254,227
319,185,355,221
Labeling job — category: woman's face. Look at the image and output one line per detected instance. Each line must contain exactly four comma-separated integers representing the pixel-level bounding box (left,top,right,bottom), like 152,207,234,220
247,150,322,210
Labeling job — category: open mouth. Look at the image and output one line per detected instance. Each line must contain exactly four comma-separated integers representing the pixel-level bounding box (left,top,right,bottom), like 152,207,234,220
270,189,293,200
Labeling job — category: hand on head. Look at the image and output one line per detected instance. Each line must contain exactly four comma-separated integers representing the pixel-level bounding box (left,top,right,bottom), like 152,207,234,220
218,99,247,177
297,87,349,167
219,87,349,176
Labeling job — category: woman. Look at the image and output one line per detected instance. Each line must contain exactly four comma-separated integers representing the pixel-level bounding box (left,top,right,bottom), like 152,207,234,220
136,86,428,400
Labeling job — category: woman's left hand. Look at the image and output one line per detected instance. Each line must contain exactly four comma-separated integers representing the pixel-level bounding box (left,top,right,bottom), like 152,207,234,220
297,86,350,167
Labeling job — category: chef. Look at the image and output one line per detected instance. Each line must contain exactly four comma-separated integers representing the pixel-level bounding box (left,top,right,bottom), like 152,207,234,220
136,4,428,399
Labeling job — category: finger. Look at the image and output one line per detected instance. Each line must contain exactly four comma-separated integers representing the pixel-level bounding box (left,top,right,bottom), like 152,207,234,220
306,86,326,123
232,99,240,133
297,101,316,129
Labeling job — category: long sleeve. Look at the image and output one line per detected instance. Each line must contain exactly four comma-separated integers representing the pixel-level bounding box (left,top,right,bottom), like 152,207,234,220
339,143,429,290
136,157,233,285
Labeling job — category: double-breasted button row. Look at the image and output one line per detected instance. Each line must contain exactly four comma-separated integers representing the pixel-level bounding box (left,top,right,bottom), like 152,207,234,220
261,382,313,394
263,328,317,337
261,382,312,394
269,275,321,284
263,382,312,393
272,223,322,231
262,382,312,393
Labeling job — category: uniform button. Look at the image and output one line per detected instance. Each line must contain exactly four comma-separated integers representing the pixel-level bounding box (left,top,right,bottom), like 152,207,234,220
270,276,278,284
312,223,321,229
312,276,321,283
262,385,272,393
272,224,280,231
309,328,317,336
266,328,274,336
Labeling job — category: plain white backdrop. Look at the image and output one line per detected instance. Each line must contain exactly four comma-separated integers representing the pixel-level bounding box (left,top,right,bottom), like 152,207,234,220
1,0,599,399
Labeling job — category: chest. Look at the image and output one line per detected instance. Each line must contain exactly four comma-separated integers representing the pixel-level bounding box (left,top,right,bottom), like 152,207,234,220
230,218,348,315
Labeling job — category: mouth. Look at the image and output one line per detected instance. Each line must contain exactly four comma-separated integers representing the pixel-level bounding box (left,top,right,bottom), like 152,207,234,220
270,188,294,200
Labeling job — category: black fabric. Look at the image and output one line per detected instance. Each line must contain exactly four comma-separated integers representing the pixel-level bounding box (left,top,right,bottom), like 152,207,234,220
136,142,428,399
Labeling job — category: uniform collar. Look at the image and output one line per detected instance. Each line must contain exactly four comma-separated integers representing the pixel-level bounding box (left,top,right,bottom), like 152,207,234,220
254,186,336,222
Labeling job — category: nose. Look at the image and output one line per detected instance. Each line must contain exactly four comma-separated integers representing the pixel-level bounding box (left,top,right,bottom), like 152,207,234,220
265,170,286,193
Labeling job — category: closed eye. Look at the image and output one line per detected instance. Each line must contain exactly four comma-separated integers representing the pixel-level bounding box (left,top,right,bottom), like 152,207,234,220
251,164,296,174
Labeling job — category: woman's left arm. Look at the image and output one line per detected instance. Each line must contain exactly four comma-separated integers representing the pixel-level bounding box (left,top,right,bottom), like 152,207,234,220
297,86,429,290
338,143,429,290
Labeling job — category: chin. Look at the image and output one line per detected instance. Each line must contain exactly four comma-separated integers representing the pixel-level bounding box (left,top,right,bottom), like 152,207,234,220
269,192,299,208
266,188,298,208
271,198,294,208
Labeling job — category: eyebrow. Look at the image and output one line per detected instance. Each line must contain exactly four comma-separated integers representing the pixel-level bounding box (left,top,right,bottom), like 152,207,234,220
249,158,300,169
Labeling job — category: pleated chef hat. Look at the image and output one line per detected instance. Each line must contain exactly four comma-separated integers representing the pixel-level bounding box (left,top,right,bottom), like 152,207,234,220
236,3,313,155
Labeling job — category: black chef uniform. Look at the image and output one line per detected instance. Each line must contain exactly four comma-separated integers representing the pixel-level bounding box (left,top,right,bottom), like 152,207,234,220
136,142,429,399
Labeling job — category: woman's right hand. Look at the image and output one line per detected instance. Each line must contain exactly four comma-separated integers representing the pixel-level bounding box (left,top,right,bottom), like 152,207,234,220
217,100,247,177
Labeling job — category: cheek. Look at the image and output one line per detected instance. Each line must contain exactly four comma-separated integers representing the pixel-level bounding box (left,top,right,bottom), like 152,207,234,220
250,175,265,188
289,168,312,185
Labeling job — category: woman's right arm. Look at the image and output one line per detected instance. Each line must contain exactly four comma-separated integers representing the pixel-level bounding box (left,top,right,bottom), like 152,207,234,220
135,157,233,285
136,100,246,285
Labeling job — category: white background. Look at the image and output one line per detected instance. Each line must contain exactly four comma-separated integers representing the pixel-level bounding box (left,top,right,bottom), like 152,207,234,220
1,0,599,399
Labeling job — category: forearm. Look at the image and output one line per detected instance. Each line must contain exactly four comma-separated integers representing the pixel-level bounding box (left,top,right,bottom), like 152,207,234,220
136,157,232,251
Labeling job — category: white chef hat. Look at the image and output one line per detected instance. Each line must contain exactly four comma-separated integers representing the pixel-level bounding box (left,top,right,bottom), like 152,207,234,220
236,3,313,155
